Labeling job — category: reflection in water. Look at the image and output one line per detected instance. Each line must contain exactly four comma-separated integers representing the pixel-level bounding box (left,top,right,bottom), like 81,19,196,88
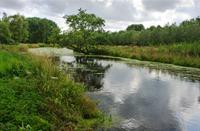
60,55,200,131
61,56,111,91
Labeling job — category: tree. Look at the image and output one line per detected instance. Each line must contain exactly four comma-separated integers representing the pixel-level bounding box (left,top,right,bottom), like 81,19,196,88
48,28,61,44
126,24,145,31
27,17,60,43
2,12,9,23
63,8,105,53
8,14,29,43
0,21,11,44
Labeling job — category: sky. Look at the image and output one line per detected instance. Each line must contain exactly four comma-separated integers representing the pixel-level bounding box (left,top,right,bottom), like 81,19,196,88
0,0,199,31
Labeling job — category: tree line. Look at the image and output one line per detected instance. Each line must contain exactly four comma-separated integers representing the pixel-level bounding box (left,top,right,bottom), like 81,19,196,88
60,9,200,54
1,10,200,48
90,18,200,46
60,10,200,50
0,13,60,44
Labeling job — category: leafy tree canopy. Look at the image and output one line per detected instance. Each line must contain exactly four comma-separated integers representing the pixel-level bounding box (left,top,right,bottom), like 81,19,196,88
126,24,145,31
64,8,105,32
27,17,60,43
8,14,29,43
0,20,11,44
63,9,105,53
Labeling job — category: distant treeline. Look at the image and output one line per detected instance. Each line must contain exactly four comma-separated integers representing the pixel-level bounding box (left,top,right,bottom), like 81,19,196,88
0,13,60,44
1,12,200,46
92,18,200,46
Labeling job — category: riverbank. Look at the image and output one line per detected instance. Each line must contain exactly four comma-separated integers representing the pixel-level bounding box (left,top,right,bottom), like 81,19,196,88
90,42,200,68
0,46,109,130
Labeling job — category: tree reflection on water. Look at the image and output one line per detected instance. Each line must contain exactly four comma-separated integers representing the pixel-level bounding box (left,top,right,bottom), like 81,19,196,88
62,56,112,91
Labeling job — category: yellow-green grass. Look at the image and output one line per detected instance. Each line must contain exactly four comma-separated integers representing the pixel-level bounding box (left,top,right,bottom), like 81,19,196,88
91,42,200,68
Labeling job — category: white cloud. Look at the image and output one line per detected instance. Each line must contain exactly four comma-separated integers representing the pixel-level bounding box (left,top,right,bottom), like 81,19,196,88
141,0,182,12
0,0,199,31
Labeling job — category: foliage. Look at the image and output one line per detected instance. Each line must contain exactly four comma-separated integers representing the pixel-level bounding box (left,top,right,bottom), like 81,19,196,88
0,49,109,130
0,13,60,44
62,9,105,54
0,20,11,44
8,14,29,43
47,28,61,44
89,42,200,68
126,24,145,31
65,9,105,32
89,17,200,46
26,17,60,43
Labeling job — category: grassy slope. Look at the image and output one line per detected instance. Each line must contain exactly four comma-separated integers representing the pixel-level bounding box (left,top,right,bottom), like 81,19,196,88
0,47,109,130
91,42,200,68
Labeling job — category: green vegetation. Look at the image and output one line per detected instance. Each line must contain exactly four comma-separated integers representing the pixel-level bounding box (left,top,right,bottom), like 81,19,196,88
60,16,200,46
90,18,200,46
0,13,60,44
61,9,105,54
0,20,11,44
26,17,60,44
58,9,200,68
0,47,110,130
126,24,145,31
1,9,199,68
8,14,29,43
0,8,199,130
89,42,200,68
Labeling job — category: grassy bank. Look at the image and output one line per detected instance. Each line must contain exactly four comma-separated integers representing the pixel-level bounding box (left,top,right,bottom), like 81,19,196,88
90,42,200,68
0,46,109,130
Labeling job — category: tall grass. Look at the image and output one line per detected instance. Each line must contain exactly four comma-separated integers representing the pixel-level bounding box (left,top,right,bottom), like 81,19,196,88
0,48,109,130
91,42,200,68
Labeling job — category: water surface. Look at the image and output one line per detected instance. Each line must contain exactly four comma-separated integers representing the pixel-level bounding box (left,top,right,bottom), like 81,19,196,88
30,48,200,131
61,56,200,131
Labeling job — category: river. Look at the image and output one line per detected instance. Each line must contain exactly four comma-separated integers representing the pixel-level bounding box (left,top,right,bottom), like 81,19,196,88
29,48,200,131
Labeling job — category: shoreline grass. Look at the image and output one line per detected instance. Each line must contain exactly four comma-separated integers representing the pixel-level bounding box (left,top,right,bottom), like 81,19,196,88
90,42,200,68
0,47,110,130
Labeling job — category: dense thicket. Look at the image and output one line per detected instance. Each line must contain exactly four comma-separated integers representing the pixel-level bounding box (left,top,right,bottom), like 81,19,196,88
27,17,60,43
126,24,144,31
0,13,60,44
0,21,11,44
91,18,200,46
8,14,29,43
